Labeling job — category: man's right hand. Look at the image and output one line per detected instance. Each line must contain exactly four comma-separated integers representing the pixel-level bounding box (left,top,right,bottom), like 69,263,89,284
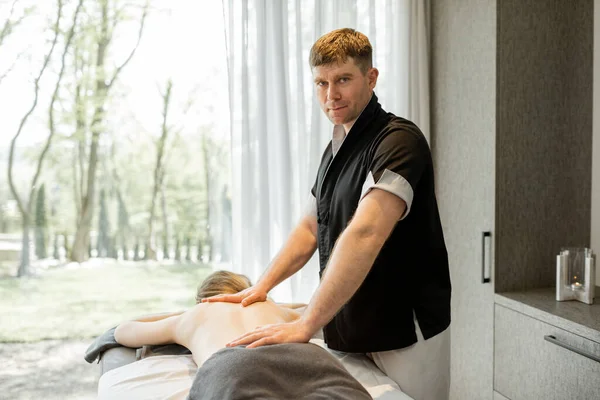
201,284,269,307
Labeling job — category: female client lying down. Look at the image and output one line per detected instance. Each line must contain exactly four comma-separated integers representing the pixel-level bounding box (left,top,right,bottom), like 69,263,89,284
114,270,372,400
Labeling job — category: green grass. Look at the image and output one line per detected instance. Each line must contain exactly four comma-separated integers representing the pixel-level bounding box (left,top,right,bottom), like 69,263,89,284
0,262,213,342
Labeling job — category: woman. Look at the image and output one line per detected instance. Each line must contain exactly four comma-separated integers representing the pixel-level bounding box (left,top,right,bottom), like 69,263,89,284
114,270,372,399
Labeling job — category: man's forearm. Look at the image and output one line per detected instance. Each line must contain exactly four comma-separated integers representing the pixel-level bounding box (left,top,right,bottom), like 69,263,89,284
259,218,317,292
224,190,405,349
300,224,387,334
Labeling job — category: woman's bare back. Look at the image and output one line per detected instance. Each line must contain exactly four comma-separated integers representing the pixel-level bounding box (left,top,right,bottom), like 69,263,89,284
173,301,301,366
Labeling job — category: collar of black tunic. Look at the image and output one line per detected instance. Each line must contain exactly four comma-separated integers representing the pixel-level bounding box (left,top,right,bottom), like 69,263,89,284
344,92,382,138
330,92,384,155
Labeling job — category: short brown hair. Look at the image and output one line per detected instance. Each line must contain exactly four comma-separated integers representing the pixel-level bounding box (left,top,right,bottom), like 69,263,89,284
309,28,373,73
195,270,252,303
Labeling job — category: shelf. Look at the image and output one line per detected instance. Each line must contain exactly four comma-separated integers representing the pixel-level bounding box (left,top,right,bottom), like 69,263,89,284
495,287,600,343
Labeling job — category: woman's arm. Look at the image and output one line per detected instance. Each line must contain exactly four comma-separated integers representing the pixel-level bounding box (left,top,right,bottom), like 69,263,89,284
131,311,185,323
114,315,181,348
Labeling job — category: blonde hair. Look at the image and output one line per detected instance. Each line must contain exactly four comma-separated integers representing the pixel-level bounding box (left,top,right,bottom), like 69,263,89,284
309,28,373,74
195,270,252,303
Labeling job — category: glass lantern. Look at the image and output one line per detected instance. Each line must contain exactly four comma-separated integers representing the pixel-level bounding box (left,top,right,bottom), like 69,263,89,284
556,247,595,304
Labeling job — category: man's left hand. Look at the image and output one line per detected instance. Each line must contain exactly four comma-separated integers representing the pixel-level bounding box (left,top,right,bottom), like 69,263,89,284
226,319,314,349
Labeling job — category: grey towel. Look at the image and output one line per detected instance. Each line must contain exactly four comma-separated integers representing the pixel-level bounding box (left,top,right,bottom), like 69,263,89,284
84,326,121,363
84,326,191,364
187,343,372,400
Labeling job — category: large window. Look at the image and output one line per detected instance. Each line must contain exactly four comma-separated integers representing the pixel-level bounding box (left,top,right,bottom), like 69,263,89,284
1,1,231,272
0,1,229,397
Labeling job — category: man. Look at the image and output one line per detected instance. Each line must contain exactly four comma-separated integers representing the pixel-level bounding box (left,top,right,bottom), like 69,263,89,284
204,28,451,400
113,270,371,400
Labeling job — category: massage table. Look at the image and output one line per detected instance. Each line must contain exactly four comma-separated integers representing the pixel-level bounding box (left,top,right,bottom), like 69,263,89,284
94,338,414,399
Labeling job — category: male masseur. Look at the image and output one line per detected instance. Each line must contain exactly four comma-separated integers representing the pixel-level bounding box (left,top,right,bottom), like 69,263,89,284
205,28,451,400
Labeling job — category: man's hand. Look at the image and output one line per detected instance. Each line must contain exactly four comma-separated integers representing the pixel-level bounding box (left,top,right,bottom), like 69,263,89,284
201,284,269,307
225,319,315,349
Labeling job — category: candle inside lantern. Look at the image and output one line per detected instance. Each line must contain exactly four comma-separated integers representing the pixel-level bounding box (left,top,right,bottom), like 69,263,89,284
566,248,588,291
571,279,583,291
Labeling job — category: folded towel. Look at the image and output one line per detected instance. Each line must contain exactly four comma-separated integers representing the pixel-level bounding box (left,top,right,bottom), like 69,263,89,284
84,326,121,364
85,326,192,365
187,343,372,400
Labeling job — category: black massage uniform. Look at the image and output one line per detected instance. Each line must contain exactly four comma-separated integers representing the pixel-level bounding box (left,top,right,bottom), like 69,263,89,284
311,93,451,353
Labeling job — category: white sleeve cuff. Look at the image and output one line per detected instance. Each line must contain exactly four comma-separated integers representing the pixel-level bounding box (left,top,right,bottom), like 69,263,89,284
359,169,414,220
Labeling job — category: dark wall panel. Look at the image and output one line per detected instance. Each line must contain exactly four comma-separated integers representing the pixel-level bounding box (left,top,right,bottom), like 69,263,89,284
495,0,593,292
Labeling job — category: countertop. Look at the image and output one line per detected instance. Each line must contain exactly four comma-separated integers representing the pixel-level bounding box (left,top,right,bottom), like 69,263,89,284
495,286,600,343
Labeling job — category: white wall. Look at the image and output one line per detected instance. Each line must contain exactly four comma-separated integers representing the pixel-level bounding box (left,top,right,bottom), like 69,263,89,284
593,0,600,286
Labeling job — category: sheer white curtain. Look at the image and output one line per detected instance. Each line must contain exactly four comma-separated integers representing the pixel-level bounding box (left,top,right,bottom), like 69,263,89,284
223,0,430,302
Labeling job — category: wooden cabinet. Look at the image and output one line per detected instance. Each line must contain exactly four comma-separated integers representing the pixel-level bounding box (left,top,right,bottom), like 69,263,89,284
494,304,600,400
431,1,593,399
431,1,496,399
